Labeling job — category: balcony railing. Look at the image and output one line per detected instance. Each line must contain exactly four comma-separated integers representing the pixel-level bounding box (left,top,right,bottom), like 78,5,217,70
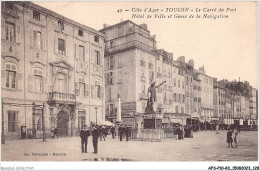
48,92,76,104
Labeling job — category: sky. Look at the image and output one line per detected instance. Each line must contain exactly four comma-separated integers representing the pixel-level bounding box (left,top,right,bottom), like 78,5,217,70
34,1,258,88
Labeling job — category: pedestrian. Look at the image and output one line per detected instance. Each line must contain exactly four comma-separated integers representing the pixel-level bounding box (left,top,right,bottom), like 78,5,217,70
53,128,58,138
118,125,123,141
179,126,184,140
99,126,103,141
102,126,106,141
226,129,233,148
92,125,99,154
111,126,115,138
216,124,219,134
234,133,238,148
80,125,90,153
51,127,55,139
128,125,132,139
175,126,179,140
122,125,127,140
125,125,130,141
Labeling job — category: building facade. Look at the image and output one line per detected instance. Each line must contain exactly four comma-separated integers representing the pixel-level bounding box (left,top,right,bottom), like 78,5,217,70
1,1,105,139
197,67,214,125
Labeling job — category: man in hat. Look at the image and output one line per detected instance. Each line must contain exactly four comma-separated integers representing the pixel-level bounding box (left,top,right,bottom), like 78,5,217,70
118,125,123,141
92,125,100,154
80,125,90,153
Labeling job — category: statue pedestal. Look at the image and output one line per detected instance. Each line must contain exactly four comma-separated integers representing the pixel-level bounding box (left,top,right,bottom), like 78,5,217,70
143,113,163,129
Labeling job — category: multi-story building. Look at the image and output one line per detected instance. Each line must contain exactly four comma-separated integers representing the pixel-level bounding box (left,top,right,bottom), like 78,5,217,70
101,20,189,126
171,62,186,115
250,88,257,126
1,1,105,139
197,67,214,127
101,20,157,124
192,73,201,120
101,19,258,130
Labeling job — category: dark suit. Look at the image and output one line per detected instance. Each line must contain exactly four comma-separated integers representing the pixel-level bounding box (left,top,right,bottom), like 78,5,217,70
118,126,123,141
92,128,99,153
111,127,115,138
80,129,90,153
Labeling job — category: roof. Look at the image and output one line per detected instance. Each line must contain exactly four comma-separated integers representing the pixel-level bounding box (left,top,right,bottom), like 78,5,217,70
100,20,150,33
21,2,105,38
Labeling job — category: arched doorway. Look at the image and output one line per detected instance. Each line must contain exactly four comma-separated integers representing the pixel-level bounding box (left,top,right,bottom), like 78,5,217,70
57,110,69,136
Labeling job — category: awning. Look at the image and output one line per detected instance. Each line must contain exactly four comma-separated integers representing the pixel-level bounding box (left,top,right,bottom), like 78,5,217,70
91,120,114,126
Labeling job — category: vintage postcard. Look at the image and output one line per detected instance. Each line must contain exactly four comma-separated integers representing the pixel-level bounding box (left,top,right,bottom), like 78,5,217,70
0,0,259,170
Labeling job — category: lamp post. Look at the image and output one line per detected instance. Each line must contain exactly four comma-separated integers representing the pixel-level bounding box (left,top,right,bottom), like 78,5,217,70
95,107,98,125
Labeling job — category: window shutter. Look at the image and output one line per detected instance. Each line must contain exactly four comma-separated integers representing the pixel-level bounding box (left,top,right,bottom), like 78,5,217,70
42,32,46,50
106,58,109,70
43,77,47,92
85,84,89,97
54,34,58,54
66,37,69,57
84,45,87,62
31,31,34,49
75,44,79,60
1,19,5,40
1,70,5,88
75,82,79,95
91,85,95,98
101,86,104,99
17,72,23,90
113,56,115,69
28,74,34,92
104,73,108,85
113,72,117,84
92,51,95,64
100,52,103,66
16,24,21,43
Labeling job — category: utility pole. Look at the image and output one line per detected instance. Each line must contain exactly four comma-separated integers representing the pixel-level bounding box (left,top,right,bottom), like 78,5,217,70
1,100,5,144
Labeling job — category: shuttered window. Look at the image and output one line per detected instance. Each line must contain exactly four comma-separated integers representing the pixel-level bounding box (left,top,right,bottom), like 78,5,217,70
5,63,16,89
5,21,15,42
8,111,18,132
33,30,42,49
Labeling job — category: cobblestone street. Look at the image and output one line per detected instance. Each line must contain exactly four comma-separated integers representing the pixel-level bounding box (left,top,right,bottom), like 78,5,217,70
1,131,258,161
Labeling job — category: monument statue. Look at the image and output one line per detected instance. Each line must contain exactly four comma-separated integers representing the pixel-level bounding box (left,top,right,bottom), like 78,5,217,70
145,81,166,113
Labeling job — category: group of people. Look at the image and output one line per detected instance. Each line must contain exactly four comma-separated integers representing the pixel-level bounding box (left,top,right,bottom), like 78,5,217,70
110,125,132,141
118,125,131,141
79,124,100,154
226,128,238,148
51,127,59,139
174,126,184,140
99,125,108,141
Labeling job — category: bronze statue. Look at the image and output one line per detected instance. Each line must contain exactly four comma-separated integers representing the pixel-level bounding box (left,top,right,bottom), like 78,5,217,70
145,81,166,113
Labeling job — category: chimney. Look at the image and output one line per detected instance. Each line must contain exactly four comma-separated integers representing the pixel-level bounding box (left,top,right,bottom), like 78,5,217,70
158,49,164,55
139,23,147,30
103,24,110,28
188,59,194,68
177,56,185,63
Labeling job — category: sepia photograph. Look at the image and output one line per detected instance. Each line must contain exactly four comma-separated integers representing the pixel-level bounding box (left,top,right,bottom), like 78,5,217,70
0,0,259,170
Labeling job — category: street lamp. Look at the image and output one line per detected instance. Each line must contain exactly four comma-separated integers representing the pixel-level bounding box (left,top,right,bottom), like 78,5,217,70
95,107,98,125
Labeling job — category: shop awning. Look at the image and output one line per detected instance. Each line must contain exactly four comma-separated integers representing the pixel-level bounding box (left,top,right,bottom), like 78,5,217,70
91,120,115,126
